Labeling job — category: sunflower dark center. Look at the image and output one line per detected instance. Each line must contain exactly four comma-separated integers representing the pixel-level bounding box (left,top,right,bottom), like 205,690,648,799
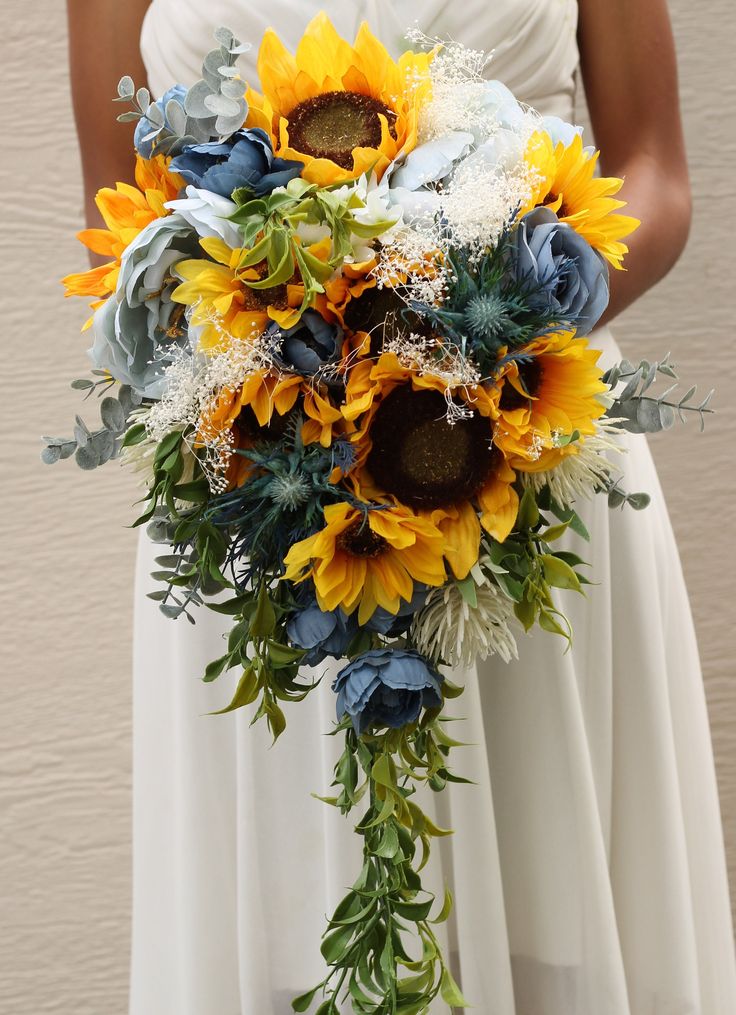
499,358,544,412
287,90,396,169
235,405,292,443
338,519,388,558
240,261,290,311
366,387,495,509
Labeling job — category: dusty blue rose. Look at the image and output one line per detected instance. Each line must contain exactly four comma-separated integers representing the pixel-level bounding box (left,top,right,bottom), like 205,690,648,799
514,207,609,335
134,85,188,158
269,310,343,376
170,128,303,199
286,604,357,666
541,115,584,150
333,649,443,734
88,213,198,397
385,131,474,223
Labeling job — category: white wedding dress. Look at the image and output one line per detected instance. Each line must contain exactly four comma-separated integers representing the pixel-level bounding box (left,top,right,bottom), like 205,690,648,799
131,2,736,1013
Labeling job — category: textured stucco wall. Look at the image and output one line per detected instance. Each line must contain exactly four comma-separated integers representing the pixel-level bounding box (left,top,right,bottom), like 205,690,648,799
0,2,733,1012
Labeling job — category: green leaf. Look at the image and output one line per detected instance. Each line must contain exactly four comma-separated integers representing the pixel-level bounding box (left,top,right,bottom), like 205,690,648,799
514,596,537,631
291,986,320,1012
122,422,147,447
431,885,454,924
208,665,260,714
373,821,400,859
440,968,468,1006
540,520,571,542
172,480,210,503
455,574,478,608
393,898,433,922
250,584,276,637
516,486,540,530
540,554,582,592
538,608,571,640
320,922,355,963
267,640,306,666
203,654,231,683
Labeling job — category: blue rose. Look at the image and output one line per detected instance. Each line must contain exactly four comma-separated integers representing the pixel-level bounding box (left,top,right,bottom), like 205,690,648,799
286,604,357,666
269,310,343,376
333,649,443,734
170,128,304,199
88,213,198,397
514,207,609,336
134,85,188,158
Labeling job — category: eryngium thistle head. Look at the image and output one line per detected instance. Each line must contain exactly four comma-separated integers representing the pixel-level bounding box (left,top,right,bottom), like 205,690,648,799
462,293,512,345
265,473,311,510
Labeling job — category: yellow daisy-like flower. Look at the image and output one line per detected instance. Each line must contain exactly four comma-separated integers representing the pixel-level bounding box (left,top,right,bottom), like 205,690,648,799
171,237,305,352
283,501,447,623
246,12,434,186
62,155,184,312
494,331,609,473
523,131,640,270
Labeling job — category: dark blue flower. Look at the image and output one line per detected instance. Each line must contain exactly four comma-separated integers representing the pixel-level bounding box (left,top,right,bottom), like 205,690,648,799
286,603,357,666
367,586,429,636
134,85,188,158
170,128,304,199
333,649,443,734
514,207,609,336
269,310,343,376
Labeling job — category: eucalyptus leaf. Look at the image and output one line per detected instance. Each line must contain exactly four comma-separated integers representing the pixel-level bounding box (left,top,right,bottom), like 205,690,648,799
117,75,135,99
41,445,61,465
100,396,126,433
75,443,101,470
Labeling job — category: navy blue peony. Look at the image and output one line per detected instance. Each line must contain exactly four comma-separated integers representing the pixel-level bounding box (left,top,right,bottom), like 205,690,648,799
270,310,343,376
169,128,304,199
333,649,443,734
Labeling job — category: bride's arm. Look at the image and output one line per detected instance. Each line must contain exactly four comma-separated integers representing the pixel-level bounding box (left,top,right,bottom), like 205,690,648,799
577,0,692,323
67,0,151,234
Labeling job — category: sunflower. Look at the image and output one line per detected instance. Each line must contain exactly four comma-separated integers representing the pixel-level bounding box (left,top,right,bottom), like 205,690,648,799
493,331,608,473
62,155,184,311
245,13,433,186
283,501,447,623
197,370,303,487
171,237,308,351
523,131,640,269
343,352,519,545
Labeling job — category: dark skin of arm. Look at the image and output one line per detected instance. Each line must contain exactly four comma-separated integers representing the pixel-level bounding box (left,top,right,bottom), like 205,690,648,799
66,0,151,238
67,0,692,321
577,0,692,322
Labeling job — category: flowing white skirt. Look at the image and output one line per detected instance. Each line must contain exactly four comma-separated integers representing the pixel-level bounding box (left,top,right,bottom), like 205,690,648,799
130,328,736,1015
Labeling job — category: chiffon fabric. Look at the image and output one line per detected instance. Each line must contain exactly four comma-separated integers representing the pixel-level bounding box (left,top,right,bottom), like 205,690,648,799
131,2,736,1012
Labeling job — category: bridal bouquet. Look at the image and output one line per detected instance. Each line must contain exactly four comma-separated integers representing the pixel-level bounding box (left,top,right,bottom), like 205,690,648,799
46,14,712,1012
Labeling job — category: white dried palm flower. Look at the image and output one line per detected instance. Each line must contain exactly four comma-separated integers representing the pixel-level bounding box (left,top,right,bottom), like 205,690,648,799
522,418,627,508
411,576,518,668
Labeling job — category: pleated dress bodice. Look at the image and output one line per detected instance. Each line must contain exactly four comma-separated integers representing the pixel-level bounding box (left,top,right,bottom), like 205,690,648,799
141,0,580,121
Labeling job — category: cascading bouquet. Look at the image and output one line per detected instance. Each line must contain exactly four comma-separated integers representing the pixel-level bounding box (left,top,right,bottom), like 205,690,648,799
45,14,713,1013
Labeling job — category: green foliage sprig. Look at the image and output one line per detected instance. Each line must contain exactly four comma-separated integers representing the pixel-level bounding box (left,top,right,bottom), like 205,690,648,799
228,177,398,320
603,354,715,433
295,704,469,1013
42,375,143,470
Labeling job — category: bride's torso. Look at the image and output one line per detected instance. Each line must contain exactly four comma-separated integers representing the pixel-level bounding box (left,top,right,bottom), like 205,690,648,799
140,0,580,121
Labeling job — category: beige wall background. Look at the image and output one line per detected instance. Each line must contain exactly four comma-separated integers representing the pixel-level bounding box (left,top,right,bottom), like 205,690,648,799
0,1,733,1011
